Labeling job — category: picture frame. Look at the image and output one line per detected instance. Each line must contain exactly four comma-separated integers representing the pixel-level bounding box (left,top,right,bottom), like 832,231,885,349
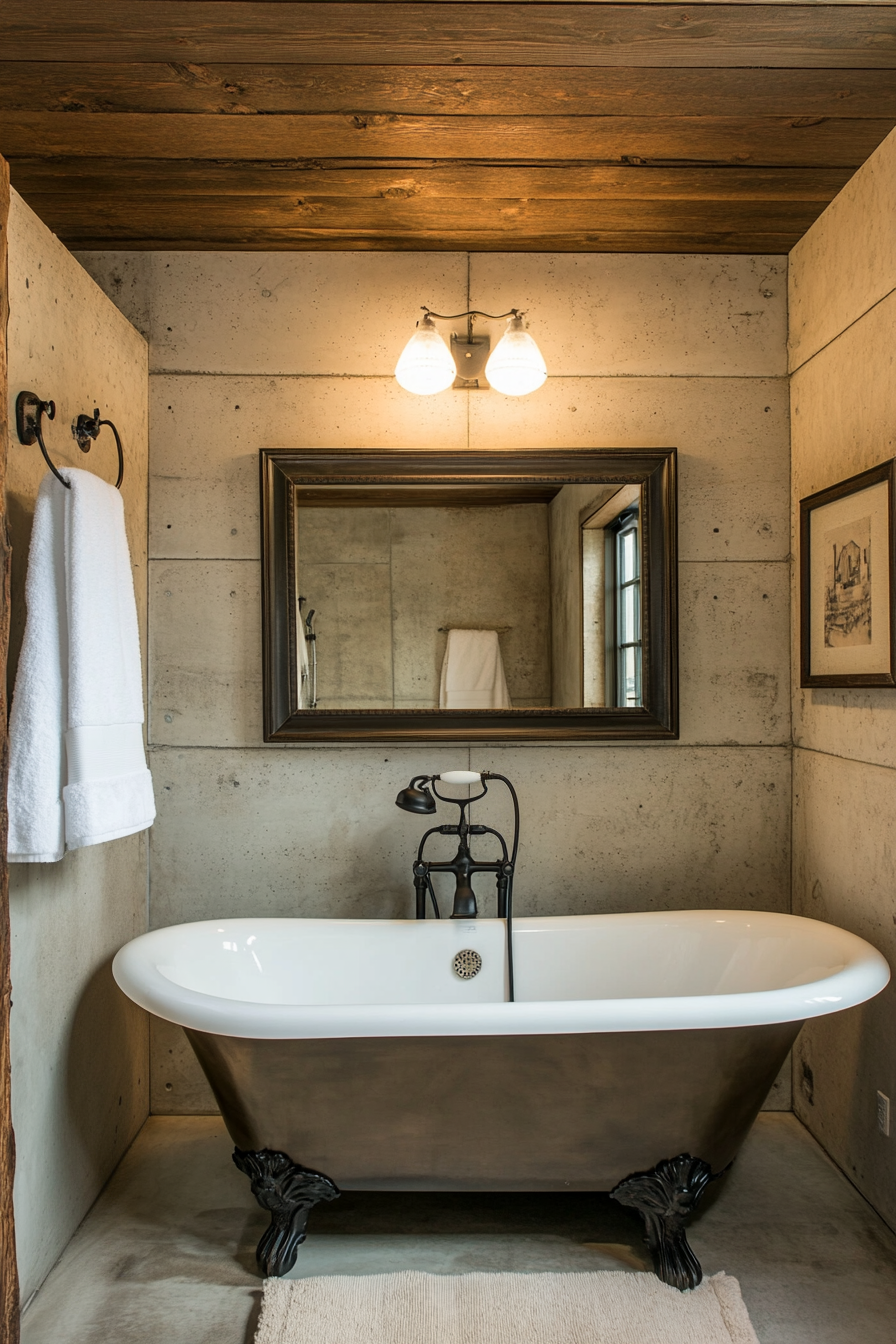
800,459,896,688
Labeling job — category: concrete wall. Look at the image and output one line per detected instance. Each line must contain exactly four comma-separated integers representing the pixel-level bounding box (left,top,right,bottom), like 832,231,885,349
296,502,551,709
74,248,793,1116
7,192,150,1299
789,127,896,1227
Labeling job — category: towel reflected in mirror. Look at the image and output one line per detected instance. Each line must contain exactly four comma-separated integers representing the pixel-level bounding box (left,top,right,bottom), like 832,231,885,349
439,629,512,710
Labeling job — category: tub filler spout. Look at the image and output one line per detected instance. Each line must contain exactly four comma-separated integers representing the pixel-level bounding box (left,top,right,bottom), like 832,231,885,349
396,770,519,921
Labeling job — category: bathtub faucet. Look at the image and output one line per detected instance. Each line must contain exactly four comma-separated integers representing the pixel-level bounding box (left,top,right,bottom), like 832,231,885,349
395,770,519,923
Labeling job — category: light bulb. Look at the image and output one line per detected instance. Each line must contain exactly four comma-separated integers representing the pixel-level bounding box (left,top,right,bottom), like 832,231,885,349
484,315,547,396
394,314,457,395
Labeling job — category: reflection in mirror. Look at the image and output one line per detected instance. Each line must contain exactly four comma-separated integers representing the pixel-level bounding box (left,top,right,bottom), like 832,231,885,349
294,483,642,712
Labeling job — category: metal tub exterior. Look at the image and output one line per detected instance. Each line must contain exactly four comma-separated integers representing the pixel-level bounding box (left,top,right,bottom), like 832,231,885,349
185,1020,799,1189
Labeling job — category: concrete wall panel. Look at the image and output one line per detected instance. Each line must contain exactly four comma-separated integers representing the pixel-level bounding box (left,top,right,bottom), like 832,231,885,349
679,562,790,747
471,254,787,377
9,839,150,1288
790,291,896,505
788,124,896,1233
7,193,150,1299
789,126,896,374
150,1017,217,1116
149,561,262,747
792,748,896,1228
81,251,470,377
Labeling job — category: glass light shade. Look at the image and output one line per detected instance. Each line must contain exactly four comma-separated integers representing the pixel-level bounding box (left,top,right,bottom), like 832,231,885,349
484,315,547,396
394,314,457,395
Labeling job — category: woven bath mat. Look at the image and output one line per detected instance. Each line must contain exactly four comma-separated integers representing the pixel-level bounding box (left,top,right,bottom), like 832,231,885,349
254,1270,760,1344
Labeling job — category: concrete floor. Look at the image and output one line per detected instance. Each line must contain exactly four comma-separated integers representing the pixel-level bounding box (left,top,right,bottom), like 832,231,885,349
21,1113,896,1344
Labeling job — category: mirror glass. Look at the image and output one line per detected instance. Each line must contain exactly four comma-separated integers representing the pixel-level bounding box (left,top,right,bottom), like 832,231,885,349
293,483,642,712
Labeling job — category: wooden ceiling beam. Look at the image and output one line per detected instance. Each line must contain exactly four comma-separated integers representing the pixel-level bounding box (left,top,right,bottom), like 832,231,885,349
8,160,853,201
49,228,805,253
22,194,826,234
3,112,892,165
5,3,896,69
2,64,895,119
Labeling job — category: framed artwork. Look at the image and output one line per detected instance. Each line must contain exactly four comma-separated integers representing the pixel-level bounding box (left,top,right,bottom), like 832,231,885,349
800,459,896,688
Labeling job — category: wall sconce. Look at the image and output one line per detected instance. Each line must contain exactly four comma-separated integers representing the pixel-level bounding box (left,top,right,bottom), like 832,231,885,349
394,308,547,397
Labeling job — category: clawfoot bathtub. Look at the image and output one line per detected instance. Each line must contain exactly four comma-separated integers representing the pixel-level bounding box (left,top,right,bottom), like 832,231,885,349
113,910,889,1289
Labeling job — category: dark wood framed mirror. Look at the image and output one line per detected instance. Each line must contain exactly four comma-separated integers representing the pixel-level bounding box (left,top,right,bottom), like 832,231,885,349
261,448,677,742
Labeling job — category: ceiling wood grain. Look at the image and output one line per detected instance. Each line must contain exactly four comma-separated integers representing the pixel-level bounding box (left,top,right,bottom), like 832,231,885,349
9,161,852,199
4,113,891,164
6,3,896,68
3,64,894,119
2,1,895,252
50,230,803,252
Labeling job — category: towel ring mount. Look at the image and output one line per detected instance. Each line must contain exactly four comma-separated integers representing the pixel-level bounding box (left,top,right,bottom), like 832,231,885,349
16,390,124,490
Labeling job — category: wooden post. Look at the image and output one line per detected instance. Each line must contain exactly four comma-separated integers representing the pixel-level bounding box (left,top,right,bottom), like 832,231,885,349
0,153,21,1344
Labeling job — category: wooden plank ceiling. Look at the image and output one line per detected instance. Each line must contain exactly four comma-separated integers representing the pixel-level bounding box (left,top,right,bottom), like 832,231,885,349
1,1,896,252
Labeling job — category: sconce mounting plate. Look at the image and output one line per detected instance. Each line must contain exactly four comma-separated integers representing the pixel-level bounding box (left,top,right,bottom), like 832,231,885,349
451,334,490,389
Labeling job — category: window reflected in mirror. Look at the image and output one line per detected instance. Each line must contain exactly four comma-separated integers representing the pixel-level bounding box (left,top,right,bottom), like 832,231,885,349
581,486,643,709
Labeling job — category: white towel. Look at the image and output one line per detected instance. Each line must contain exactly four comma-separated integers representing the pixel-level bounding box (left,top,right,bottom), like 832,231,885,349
439,629,512,710
8,468,156,863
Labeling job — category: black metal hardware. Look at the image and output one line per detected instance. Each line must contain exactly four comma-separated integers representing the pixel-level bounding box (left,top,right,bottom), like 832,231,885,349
72,408,125,489
16,390,124,490
16,391,66,488
396,770,519,1000
421,307,522,322
232,1147,340,1277
610,1153,715,1291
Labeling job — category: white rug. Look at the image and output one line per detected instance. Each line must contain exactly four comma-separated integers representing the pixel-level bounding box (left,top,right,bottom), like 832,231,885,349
255,1270,760,1344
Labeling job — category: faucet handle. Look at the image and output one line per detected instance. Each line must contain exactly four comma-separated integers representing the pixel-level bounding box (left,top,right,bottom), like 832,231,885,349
438,770,482,785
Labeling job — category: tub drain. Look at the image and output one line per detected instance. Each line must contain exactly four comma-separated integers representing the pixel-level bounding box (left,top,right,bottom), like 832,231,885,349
453,949,482,979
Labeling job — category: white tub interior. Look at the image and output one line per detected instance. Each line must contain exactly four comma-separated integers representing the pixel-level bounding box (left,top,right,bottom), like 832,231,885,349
113,910,890,1039
153,912,851,1007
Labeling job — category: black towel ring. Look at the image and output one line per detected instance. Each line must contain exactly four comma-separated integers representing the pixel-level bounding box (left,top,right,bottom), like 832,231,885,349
15,390,124,490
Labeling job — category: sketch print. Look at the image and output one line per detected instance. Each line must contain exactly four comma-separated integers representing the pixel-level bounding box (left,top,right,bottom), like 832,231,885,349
824,517,872,647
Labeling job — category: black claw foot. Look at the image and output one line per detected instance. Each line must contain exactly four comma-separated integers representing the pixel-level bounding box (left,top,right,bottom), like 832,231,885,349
233,1148,340,1277
610,1153,713,1291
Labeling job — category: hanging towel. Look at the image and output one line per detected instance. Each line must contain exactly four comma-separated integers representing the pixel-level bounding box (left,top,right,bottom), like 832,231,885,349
439,629,512,710
8,469,156,863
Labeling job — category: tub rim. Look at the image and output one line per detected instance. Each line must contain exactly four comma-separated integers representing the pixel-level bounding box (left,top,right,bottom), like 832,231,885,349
111,909,890,1040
